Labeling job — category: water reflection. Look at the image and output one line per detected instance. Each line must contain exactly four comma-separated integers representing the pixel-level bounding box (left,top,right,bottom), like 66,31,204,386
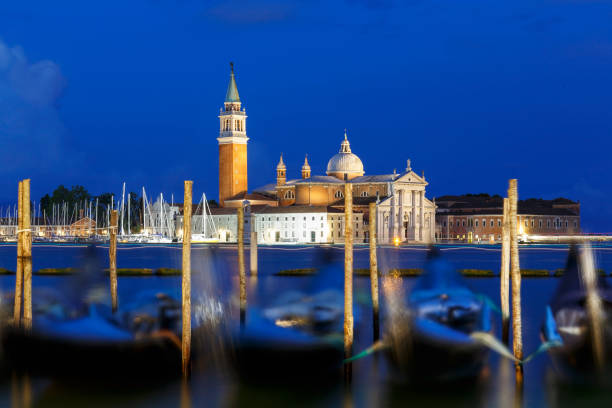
0,244,611,406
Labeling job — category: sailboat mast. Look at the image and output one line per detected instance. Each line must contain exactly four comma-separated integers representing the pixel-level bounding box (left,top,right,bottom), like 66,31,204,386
95,198,99,236
160,193,164,236
128,192,131,235
120,183,126,236
142,187,147,233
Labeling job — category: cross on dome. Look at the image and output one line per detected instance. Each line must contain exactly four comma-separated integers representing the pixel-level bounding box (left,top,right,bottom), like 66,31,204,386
340,129,352,153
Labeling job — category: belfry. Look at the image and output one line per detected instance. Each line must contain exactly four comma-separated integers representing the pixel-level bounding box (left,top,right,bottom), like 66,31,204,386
218,62,248,207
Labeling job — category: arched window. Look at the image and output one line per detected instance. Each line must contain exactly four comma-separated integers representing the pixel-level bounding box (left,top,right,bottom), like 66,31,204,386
335,190,344,199
284,190,295,199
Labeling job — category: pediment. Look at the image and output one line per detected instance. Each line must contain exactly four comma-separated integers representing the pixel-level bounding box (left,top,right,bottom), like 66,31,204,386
394,171,428,185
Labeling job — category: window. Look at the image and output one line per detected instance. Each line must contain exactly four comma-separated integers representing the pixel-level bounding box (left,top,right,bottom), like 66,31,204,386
462,221,465,227
335,190,344,199
443,221,447,227
360,191,368,197
284,190,295,199
574,221,577,228
531,220,534,228
456,221,460,227
475,220,479,227
547,220,550,228
321,231,323,237
539,220,542,228
565,221,568,228
490,220,494,227
292,231,295,238
312,216,315,221
303,231,306,238
525,220,528,227
482,219,486,228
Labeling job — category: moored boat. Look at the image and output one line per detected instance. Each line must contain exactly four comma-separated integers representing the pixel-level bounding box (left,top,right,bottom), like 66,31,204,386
232,288,345,384
541,245,612,383
384,248,493,383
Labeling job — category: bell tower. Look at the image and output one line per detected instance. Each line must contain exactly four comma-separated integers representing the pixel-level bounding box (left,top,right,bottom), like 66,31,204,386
218,62,248,207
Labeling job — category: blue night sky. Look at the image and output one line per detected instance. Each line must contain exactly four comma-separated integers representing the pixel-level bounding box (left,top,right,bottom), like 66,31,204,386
0,0,611,231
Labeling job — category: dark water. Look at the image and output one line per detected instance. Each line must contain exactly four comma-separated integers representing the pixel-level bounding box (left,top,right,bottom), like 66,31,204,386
0,243,612,407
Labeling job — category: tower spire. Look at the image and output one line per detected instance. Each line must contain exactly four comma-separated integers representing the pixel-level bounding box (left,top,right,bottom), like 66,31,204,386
301,154,311,179
225,62,240,104
277,153,286,186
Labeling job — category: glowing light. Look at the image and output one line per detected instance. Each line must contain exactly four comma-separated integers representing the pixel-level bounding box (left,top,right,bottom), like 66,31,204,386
393,237,400,246
275,317,309,328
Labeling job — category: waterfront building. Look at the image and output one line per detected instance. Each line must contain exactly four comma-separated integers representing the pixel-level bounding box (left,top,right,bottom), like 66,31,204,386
69,216,96,237
253,131,436,244
251,205,365,244
211,66,435,244
147,196,180,238
435,194,581,243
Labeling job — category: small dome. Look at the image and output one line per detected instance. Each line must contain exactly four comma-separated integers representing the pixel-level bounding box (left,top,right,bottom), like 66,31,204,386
326,131,364,178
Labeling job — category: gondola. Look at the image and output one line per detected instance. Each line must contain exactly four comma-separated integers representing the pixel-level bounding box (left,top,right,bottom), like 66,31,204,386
384,248,492,383
1,246,182,381
2,290,182,380
541,245,612,383
233,288,345,384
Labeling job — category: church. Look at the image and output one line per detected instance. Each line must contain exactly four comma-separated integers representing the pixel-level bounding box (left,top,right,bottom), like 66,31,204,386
216,64,436,244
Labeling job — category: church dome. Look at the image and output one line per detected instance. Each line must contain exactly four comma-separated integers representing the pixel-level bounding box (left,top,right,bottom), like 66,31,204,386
326,131,364,179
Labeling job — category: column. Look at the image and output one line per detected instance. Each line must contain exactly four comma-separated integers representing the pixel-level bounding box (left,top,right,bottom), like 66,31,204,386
391,194,398,240
412,190,417,241
420,190,425,242
430,211,435,243
397,189,404,241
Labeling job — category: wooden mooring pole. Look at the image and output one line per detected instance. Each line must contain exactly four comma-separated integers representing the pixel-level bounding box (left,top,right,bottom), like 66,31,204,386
501,197,510,344
182,181,193,376
580,244,605,373
13,181,23,326
109,210,118,312
368,201,379,341
237,206,246,327
22,179,32,330
250,230,258,276
508,179,523,384
344,183,354,383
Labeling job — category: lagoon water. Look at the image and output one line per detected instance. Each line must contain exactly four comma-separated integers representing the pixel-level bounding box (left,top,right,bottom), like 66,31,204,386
0,243,611,407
